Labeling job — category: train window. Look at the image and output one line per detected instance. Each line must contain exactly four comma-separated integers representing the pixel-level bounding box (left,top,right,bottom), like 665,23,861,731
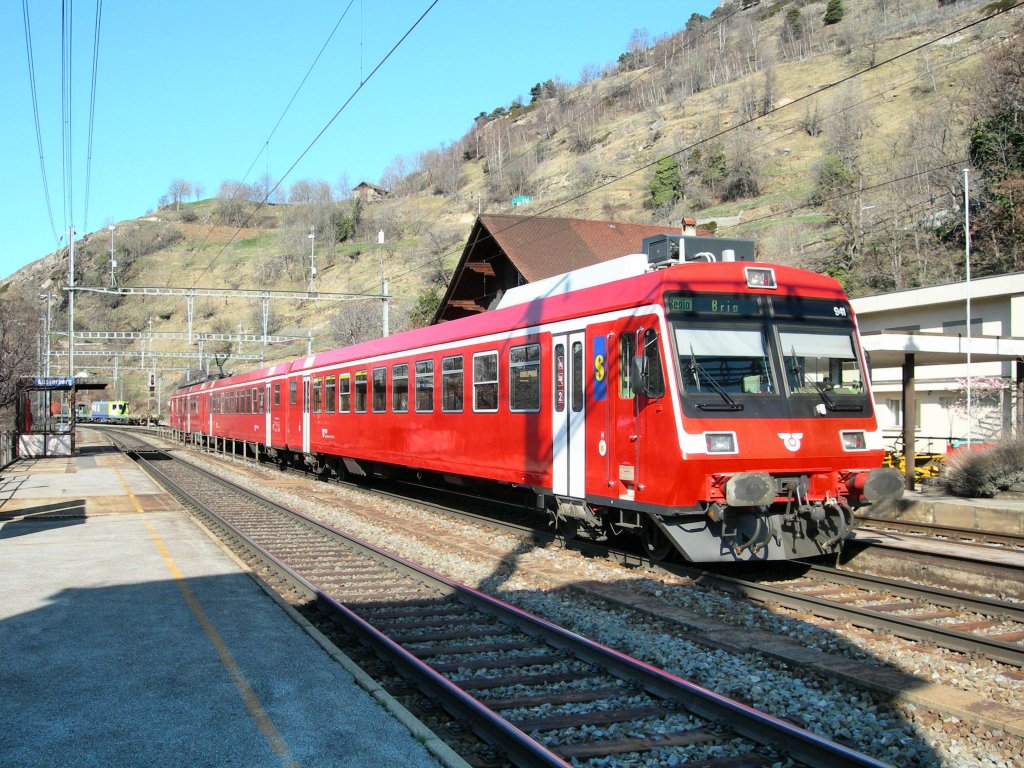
642,329,665,398
473,352,498,413
392,364,409,413
415,360,434,413
372,367,387,412
571,341,584,412
619,333,636,399
676,327,775,395
339,374,351,413
354,371,368,413
325,376,336,414
289,379,297,406
441,355,463,413
273,383,281,407
509,344,541,412
312,377,323,413
779,331,862,395
252,387,259,414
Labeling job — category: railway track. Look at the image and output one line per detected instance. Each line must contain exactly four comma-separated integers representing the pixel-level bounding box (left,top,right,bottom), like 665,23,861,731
854,514,1024,550
108,429,889,768
135,426,1024,670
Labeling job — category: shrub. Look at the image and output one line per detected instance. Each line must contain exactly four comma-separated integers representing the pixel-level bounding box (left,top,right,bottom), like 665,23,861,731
941,436,1024,497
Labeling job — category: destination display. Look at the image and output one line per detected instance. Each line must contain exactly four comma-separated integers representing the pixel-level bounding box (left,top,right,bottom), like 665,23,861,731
665,293,762,317
770,297,853,322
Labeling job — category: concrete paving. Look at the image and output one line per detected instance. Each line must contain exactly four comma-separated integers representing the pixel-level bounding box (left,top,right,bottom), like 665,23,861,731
867,486,1024,535
0,444,451,768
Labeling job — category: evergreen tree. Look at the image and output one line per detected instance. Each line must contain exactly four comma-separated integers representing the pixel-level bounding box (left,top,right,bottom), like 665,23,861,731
649,156,682,208
823,0,845,25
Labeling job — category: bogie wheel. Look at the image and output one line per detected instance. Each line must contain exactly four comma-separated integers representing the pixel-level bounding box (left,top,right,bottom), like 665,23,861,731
640,517,673,561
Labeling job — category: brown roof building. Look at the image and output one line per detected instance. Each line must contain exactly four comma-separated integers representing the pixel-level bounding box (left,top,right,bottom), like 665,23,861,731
434,214,703,323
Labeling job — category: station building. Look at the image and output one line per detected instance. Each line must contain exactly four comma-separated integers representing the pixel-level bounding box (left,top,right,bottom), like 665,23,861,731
852,274,1024,453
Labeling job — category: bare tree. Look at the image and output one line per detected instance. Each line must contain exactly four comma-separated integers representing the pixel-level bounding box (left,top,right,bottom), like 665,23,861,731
327,300,383,347
0,294,42,417
168,179,192,210
192,181,205,201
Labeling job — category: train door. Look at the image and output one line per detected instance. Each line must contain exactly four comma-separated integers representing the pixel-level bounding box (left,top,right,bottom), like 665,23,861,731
552,332,586,499
265,383,272,446
301,375,311,454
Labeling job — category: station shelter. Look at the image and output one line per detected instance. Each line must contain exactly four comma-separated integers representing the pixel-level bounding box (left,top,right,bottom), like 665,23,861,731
15,376,107,458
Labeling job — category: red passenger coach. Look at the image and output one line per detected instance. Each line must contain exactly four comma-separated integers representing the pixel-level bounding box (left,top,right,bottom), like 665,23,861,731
169,235,903,563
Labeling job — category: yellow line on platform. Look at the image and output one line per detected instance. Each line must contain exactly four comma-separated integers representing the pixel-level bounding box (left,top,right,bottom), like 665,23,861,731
114,468,299,768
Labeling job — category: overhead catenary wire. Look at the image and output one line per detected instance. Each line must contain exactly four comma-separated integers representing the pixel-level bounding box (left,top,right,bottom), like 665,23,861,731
178,0,359,284
21,0,60,247
82,0,104,235
186,0,440,291
60,0,74,233
355,1,1023,299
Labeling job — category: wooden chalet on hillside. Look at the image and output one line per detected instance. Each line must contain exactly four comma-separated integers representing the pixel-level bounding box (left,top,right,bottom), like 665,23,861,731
433,214,705,323
352,182,388,203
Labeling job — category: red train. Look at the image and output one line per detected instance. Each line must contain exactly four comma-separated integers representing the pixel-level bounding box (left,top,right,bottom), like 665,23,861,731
170,235,902,562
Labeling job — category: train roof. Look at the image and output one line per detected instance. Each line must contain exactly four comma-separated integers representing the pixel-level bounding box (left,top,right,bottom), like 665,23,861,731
172,258,845,393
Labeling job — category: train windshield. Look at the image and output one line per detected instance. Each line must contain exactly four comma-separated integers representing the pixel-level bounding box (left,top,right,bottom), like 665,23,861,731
666,292,869,414
780,331,864,395
675,328,775,396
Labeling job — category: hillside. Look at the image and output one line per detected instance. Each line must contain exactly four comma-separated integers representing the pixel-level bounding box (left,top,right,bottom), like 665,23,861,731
2,0,1020,412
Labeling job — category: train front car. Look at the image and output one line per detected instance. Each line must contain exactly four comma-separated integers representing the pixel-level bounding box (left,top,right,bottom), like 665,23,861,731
621,238,903,562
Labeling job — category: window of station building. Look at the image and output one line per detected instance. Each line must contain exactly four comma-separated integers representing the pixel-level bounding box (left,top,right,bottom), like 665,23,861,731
619,333,636,398
415,360,434,413
473,351,499,413
312,377,323,413
392,364,409,413
571,341,584,412
289,379,298,406
509,343,541,412
339,373,351,413
441,355,464,413
325,376,336,414
354,371,368,413
273,383,281,407
372,367,387,412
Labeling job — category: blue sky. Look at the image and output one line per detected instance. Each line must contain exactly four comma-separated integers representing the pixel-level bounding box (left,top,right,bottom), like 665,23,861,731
2,1,716,280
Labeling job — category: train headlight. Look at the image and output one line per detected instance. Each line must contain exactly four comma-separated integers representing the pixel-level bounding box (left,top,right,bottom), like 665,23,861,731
745,267,777,289
841,431,867,451
705,432,736,453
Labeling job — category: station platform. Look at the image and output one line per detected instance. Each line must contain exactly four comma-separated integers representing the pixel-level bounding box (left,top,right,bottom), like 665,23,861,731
0,431,459,768
867,485,1024,535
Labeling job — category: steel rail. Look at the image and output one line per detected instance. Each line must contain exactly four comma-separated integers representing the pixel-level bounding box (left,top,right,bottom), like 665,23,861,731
139,426,1024,671
119,444,569,768
113,430,891,768
691,569,1024,668
855,514,1024,549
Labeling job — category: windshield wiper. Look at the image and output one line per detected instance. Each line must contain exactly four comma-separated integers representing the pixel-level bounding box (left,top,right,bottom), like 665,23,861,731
812,380,864,412
689,347,743,411
791,346,862,412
